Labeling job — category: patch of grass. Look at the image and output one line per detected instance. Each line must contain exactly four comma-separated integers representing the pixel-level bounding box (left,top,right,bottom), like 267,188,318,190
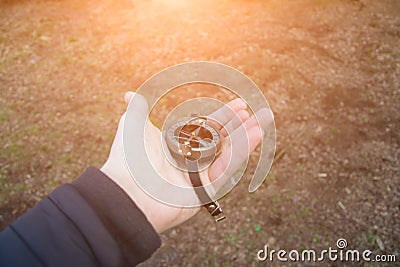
226,229,252,246
365,230,378,246
322,138,330,145
296,162,305,171
0,192,7,204
57,153,73,165
3,144,24,159
68,37,78,43
328,126,337,135
0,35,8,44
38,143,49,153
26,125,40,135
226,234,238,245
60,56,73,66
0,169,26,205
48,130,62,141
299,207,312,217
266,172,275,181
368,50,375,59
369,20,379,28
0,109,7,122
288,233,299,241
46,178,61,188
0,169,8,186
273,194,281,204
11,182,26,193
202,253,220,267
311,234,319,244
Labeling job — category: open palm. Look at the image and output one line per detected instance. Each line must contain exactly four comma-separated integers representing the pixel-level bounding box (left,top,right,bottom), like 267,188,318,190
101,92,270,233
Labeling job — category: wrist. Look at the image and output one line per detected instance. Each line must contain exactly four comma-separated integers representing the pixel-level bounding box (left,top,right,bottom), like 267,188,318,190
99,162,164,233
72,167,161,262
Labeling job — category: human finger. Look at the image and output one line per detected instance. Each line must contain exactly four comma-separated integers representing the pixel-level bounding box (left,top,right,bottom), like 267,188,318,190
208,107,273,184
241,108,274,131
207,98,247,129
208,123,262,183
220,109,250,137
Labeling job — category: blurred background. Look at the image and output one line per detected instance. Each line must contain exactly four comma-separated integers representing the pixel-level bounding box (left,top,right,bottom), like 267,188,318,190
0,0,399,266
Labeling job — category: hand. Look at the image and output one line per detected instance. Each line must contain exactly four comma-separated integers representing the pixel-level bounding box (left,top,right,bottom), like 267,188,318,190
101,92,271,233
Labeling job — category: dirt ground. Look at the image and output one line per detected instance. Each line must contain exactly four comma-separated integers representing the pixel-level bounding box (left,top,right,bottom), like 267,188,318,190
0,0,399,266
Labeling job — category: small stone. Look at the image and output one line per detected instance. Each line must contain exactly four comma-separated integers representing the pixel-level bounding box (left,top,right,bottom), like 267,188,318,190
376,237,385,251
344,188,351,194
382,156,395,162
338,201,347,212
267,237,276,245
39,35,51,41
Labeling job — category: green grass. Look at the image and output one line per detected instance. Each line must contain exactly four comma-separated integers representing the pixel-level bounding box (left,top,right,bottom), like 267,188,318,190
12,182,26,193
273,194,281,204
0,169,8,186
299,207,312,217
57,153,74,165
26,125,40,135
46,178,61,188
266,172,275,181
311,234,319,244
0,169,27,205
365,230,379,247
0,109,7,122
328,126,337,135
3,144,24,160
226,234,238,245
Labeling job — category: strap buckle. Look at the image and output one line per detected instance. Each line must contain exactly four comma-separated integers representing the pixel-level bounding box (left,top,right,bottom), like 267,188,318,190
206,201,226,222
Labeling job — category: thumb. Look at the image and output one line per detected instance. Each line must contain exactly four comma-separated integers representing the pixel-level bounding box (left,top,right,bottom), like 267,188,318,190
124,91,135,105
116,92,149,144
124,92,149,119
111,92,149,149
122,92,151,160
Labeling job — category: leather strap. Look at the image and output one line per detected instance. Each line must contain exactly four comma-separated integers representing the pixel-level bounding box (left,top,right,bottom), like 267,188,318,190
186,160,226,222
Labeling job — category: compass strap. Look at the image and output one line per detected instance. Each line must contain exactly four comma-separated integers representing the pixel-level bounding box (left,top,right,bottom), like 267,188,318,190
186,160,226,222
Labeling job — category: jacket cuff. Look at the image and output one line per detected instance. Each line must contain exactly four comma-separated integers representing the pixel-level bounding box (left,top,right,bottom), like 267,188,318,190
72,167,161,265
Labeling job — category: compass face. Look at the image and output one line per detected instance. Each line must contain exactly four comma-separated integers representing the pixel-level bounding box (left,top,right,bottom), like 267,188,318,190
166,116,221,169
177,124,213,148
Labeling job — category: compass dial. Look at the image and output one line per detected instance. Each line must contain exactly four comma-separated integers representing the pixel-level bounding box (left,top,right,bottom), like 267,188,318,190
165,116,221,170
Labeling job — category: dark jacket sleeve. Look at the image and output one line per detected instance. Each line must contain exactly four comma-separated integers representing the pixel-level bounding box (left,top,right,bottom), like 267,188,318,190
0,167,161,267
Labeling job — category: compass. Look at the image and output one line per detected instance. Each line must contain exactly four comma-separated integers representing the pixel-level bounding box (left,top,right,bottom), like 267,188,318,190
166,115,221,170
165,114,226,222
